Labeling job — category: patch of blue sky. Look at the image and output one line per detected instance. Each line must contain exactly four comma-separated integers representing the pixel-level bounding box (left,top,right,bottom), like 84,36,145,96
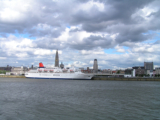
142,30,160,43
142,34,159,44
123,46,129,53
104,47,129,54
75,50,79,53
123,46,129,50
155,33,160,40
6,30,36,40
66,25,70,28
104,48,114,54
104,48,122,54
142,30,153,35
142,39,158,44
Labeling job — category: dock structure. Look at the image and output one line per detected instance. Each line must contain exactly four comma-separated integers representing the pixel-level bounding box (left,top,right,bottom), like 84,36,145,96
85,73,125,76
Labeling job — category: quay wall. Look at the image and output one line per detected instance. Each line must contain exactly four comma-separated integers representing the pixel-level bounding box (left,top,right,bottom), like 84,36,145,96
92,76,160,81
0,75,160,81
0,75,25,78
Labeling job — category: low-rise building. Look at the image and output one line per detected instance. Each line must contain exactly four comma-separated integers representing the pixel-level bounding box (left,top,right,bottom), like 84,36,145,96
116,69,125,74
155,67,160,75
132,66,145,76
0,65,12,71
82,67,93,73
102,69,112,74
112,71,116,74
125,69,133,74
11,66,28,75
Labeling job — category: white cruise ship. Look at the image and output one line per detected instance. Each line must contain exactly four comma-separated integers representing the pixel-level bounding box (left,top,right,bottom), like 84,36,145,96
25,63,94,80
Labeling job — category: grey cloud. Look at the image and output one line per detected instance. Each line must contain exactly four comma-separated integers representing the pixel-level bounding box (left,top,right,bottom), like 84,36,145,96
1,0,160,68
68,35,113,50
33,38,66,50
69,28,81,32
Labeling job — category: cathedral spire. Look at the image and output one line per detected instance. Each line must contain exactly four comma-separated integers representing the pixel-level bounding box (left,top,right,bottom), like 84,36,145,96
55,49,59,67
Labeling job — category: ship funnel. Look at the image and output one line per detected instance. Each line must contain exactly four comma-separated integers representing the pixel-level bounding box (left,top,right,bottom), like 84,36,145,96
39,62,44,68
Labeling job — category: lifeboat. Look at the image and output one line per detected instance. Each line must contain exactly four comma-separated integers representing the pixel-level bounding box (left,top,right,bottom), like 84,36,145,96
63,69,67,72
50,70,54,72
44,69,48,72
38,69,42,72
70,70,74,72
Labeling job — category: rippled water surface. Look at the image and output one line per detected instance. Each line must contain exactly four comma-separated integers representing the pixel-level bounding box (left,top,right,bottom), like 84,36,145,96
0,78,160,120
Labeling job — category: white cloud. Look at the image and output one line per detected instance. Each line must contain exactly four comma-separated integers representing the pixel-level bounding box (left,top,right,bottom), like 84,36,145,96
78,0,105,12
131,43,160,53
34,49,55,56
72,61,87,68
34,24,52,31
131,5,159,21
15,53,28,58
0,57,6,59
0,0,32,23
115,45,125,53
110,33,119,40
81,49,105,55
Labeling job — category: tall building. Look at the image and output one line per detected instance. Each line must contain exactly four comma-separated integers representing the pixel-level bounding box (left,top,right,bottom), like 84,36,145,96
93,59,98,72
55,50,59,67
144,62,154,76
144,62,153,70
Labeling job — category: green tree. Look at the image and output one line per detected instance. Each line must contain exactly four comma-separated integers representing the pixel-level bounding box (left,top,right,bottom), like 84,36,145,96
0,70,5,74
0,70,8,74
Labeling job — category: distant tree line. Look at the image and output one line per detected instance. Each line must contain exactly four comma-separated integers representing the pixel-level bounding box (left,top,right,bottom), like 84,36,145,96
0,70,9,74
155,74,160,77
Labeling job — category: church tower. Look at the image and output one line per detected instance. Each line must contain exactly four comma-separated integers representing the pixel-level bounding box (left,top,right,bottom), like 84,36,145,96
55,50,59,67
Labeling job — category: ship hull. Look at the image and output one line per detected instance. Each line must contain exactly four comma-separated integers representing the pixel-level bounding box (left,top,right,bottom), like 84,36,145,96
25,73,93,80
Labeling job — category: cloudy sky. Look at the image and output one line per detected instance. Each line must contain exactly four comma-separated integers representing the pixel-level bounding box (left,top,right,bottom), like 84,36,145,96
0,0,160,69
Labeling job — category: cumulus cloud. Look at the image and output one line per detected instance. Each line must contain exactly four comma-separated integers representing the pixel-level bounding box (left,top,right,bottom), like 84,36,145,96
0,0,160,69
115,45,125,53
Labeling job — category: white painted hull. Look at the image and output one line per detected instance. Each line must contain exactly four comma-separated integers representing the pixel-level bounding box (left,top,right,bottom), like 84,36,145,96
25,72,93,80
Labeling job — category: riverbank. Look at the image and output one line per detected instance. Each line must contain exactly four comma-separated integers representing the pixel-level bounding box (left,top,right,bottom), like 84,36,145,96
0,75,160,81
92,76,160,81
0,75,25,78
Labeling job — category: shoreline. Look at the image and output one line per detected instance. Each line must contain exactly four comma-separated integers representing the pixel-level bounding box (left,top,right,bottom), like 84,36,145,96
92,76,160,81
0,75,25,78
0,75,160,81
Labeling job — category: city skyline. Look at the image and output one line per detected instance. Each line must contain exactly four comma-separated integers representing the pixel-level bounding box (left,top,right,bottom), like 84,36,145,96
0,0,160,69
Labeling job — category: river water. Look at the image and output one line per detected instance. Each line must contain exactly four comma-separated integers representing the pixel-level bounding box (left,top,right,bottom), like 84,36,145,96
0,78,160,120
